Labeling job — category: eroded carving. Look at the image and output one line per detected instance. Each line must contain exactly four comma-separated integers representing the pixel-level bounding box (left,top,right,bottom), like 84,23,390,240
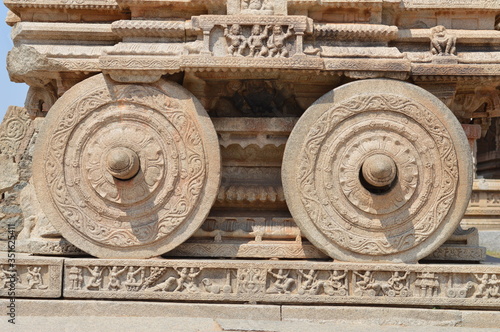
430,26,457,56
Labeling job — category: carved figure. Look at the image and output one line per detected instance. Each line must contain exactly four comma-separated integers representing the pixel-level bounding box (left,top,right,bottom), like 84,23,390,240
267,25,294,58
26,266,48,290
85,266,104,290
173,267,190,292
241,0,273,11
248,25,270,57
489,274,500,297
447,281,474,298
201,278,221,294
68,267,83,290
266,269,295,294
297,269,319,295
150,267,202,292
384,271,410,297
323,270,348,296
430,25,456,56
184,267,203,292
473,273,489,298
124,267,145,291
415,272,439,297
473,273,500,298
150,276,177,292
0,265,20,288
107,266,127,291
224,24,247,56
354,271,382,296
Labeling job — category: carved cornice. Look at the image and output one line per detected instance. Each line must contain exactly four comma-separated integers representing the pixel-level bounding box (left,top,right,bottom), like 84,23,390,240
11,22,117,42
314,24,398,41
4,0,120,11
111,20,188,38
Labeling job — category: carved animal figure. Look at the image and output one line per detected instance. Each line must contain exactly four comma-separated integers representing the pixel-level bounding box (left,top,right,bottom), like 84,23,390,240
201,278,221,294
430,25,456,56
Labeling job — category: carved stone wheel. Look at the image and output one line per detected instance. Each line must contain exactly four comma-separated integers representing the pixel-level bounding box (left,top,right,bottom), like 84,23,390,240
33,74,220,258
282,79,472,263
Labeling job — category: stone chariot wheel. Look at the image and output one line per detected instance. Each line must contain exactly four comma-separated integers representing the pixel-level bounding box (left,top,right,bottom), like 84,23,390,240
33,74,220,258
282,79,472,263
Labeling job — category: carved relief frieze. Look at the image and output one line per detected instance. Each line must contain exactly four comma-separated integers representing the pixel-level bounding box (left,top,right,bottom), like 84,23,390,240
0,256,63,298
63,259,500,308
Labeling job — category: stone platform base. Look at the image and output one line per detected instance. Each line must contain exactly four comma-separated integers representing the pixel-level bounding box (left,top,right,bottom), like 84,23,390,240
1,300,500,331
1,255,500,309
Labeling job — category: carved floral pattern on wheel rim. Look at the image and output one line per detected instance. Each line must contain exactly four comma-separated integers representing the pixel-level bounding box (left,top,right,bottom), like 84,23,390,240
33,74,220,258
282,79,472,263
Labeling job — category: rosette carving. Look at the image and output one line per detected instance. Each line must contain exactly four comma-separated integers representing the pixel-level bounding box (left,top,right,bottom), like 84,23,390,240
33,74,220,258
282,79,472,263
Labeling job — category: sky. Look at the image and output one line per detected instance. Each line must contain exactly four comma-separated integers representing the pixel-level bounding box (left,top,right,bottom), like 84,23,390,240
0,5,29,122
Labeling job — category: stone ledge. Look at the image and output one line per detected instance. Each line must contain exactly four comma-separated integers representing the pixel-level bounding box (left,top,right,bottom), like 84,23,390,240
2,300,500,331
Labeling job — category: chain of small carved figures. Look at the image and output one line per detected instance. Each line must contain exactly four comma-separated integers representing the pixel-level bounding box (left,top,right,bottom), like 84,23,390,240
0,265,48,290
224,24,295,58
63,265,500,300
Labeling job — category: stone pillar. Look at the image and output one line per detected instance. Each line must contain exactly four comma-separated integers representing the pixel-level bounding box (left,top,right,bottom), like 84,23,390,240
462,124,482,178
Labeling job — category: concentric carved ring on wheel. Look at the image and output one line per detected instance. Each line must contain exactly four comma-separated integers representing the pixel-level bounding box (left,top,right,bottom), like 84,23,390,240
282,79,472,263
33,74,220,258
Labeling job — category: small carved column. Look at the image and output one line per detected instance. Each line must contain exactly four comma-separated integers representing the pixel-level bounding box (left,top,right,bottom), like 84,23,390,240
202,29,212,55
193,18,214,56
462,124,482,178
293,20,310,57
294,31,304,57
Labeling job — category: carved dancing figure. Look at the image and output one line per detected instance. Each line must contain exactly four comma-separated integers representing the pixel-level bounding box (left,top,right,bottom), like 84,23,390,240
26,266,47,290
86,266,103,290
430,25,456,56
68,266,83,290
266,269,295,294
224,24,247,56
184,267,203,292
248,25,270,57
107,266,127,291
267,25,294,58
173,267,190,292
473,273,489,298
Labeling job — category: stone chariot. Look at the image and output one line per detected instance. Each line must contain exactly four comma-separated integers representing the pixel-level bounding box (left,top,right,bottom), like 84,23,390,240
2,0,500,310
